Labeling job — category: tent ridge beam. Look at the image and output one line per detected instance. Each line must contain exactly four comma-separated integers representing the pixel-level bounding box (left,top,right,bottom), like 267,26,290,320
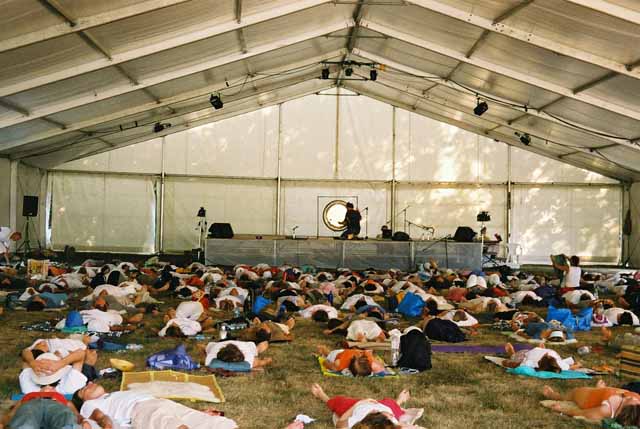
2,50,346,152
77,30,112,60
38,0,76,27
0,22,352,129
572,71,618,94
0,0,335,97
404,0,640,81
493,0,535,24
40,117,66,130
359,20,640,124
235,0,243,23
1,0,194,54
336,0,365,87
237,28,248,54
0,99,29,117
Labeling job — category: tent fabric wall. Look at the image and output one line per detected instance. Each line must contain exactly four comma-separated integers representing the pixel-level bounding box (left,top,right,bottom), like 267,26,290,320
50,172,156,253
0,158,10,227
511,186,621,264
162,177,276,252
59,139,163,174
16,162,47,246
630,183,640,268
279,181,390,238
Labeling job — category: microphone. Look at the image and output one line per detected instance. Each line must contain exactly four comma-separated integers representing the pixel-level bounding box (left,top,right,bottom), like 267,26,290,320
292,226,299,232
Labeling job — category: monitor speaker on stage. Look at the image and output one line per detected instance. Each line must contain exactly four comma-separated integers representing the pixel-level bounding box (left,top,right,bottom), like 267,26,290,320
22,196,39,217
392,231,410,241
209,223,234,239
453,226,476,242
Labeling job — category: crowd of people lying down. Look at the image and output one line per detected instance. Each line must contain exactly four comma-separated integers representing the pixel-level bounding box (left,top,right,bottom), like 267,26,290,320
0,254,639,428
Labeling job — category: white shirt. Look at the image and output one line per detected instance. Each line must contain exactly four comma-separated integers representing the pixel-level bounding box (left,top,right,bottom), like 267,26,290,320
340,294,376,310
158,318,202,337
562,290,595,305
520,347,574,371
510,291,543,305
218,287,249,303
82,283,139,301
0,227,12,253
80,309,123,332
205,340,257,367
175,301,204,321
604,307,640,326
346,320,383,341
28,338,86,357
439,310,478,327
562,266,582,288
81,391,154,426
299,304,338,320
19,367,87,395
214,295,243,308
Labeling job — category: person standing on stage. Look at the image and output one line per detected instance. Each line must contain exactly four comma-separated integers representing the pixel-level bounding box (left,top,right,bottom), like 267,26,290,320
0,227,21,265
340,203,362,240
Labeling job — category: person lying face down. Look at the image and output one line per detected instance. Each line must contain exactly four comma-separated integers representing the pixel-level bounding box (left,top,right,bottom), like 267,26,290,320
541,380,640,426
72,381,238,429
238,317,295,343
324,319,387,342
316,345,385,376
310,383,423,429
300,304,340,322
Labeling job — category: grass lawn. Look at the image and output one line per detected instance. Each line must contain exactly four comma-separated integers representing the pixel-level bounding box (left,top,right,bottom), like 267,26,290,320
0,295,630,429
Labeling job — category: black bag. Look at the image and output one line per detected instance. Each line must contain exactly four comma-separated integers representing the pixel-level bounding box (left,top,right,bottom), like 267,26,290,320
453,226,476,242
392,231,410,241
397,329,432,371
423,318,466,343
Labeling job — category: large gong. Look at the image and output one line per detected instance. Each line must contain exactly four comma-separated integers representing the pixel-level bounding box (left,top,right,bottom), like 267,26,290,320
322,200,348,232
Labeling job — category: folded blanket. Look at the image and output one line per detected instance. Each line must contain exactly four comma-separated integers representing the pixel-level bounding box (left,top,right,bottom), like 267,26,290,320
318,357,396,378
121,370,224,402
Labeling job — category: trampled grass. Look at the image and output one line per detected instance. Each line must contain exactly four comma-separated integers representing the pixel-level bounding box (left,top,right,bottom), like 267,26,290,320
0,297,628,429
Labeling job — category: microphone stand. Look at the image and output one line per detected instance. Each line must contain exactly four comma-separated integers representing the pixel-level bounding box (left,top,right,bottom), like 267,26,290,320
362,207,369,240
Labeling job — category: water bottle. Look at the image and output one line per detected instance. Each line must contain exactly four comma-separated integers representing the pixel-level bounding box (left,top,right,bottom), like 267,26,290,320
219,324,228,340
390,332,401,367
126,344,143,351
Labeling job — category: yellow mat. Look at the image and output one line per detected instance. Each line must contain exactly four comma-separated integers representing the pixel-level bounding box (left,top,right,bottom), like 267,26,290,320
120,370,225,403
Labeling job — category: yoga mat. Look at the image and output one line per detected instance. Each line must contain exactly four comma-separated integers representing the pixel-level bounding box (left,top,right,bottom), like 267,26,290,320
431,344,533,354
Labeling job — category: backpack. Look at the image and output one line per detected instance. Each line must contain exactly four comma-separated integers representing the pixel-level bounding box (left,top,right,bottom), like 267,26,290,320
396,292,424,317
146,344,199,371
423,318,466,343
397,329,432,371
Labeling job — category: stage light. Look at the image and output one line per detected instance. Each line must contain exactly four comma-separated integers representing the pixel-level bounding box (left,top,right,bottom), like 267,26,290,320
210,94,223,110
369,69,377,81
515,132,531,146
474,100,488,116
345,67,353,77
321,68,330,80
153,122,171,133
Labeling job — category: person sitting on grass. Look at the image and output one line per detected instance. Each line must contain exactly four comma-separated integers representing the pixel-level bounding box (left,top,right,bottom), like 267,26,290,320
502,342,581,372
0,386,90,429
316,345,386,376
310,383,423,429
541,380,640,425
71,381,238,429
203,340,272,369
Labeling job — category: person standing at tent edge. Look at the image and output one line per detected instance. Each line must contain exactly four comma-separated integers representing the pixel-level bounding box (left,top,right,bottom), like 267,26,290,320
0,227,21,265
340,203,362,240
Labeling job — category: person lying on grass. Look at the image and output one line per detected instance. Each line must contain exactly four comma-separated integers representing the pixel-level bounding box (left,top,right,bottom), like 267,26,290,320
0,386,90,429
310,383,423,429
323,318,387,342
316,345,385,376
299,303,339,322
502,342,581,372
19,349,91,395
542,380,640,425
237,317,295,342
21,335,99,382
71,381,238,429
202,340,272,369
79,298,143,332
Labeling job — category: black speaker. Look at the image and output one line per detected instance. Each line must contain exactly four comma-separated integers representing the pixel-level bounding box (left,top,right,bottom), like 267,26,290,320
392,231,410,241
22,196,38,217
453,226,476,242
209,223,234,239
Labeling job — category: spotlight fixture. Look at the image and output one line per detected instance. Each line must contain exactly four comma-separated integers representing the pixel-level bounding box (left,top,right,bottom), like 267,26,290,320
153,122,171,133
515,132,531,146
473,99,489,116
369,69,377,81
209,93,223,110
345,67,353,77
321,68,330,80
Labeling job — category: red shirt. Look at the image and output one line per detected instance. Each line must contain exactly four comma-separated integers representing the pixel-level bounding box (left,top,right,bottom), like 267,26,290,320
327,396,404,419
21,391,68,406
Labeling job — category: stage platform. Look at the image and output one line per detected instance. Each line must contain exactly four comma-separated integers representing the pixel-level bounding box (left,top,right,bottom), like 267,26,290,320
205,237,482,271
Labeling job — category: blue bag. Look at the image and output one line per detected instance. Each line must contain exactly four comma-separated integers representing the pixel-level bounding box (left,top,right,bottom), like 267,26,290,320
65,311,84,328
575,307,593,331
252,295,272,314
546,305,576,331
396,292,425,317
146,344,199,371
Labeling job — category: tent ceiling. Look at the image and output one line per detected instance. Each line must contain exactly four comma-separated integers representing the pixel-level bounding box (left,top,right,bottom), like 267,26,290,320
0,0,639,181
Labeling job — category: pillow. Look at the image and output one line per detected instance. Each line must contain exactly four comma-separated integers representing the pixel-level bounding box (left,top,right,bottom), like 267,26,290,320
207,359,251,372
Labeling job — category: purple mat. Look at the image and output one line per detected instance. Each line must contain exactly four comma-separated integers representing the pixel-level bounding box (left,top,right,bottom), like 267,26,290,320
431,344,533,354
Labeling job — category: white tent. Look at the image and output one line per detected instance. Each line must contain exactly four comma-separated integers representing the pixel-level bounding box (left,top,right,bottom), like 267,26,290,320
0,0,639,265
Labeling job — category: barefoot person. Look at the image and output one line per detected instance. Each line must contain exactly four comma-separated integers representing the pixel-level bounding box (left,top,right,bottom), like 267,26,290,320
541,381,640,425
310,383,423,429
502,343,581,372
316,345,385,377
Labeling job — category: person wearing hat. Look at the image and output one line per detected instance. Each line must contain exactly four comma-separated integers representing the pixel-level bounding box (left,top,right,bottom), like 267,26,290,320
19,349,89,395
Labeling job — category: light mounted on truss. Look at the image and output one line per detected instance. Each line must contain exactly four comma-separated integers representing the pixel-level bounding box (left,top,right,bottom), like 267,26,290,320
320,60,381,81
